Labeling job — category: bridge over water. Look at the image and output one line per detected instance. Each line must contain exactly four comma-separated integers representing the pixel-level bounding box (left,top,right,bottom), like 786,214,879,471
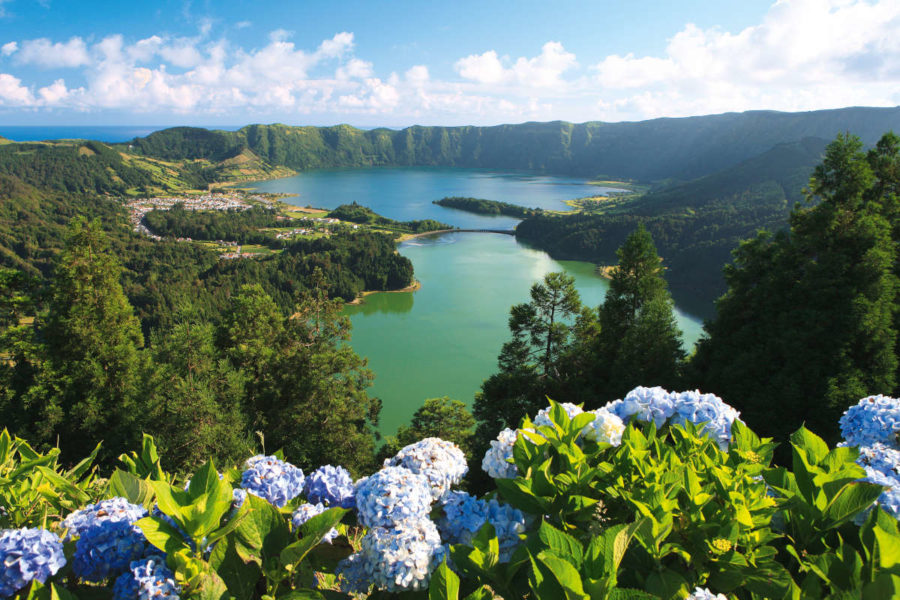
406,228,516,238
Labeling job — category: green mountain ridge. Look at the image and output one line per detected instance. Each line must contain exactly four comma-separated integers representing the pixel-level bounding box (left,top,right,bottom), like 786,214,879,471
126,106,900,181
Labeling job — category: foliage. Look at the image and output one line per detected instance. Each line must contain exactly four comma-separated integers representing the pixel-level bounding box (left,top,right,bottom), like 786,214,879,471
378,397,476,465
327,202,451,234
692,132,900,447
433,197,539,219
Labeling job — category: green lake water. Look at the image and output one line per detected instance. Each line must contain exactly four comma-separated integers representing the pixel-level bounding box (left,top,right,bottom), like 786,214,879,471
250,168,705,435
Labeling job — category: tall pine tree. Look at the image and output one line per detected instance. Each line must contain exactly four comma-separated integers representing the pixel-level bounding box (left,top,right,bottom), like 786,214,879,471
591,224,685,402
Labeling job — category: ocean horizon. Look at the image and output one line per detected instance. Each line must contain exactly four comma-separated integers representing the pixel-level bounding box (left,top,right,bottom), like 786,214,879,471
0,125,245,143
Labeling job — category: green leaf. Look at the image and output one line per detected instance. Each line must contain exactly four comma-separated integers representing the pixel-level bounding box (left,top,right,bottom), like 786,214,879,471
644,568,689,600
208,536,262,600
822,481,883,526
874,526,900,569
607,589,661,600
136,516,192,556
35,466,90,504
495,478,547,514
231,494,293,566
790,426,830,465
188,460,220,498
535,521,583,568
461,589,494,600
471,522,500,569
280,508,348,566
428,559,460,600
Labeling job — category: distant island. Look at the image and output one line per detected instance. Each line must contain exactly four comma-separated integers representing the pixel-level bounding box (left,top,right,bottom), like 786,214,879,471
433,197,540,218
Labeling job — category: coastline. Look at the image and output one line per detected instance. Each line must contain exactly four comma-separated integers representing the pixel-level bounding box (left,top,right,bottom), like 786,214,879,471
347,279,422,305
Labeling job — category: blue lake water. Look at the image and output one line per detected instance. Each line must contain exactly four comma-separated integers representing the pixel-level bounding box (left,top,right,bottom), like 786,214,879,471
249,168,705,434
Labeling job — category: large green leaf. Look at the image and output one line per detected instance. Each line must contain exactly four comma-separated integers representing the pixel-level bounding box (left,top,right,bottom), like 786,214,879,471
208,536,262,600
534,520,583,568
495,477,548,514
280,508,348,566
428,560,460,600
136,515,192,556
231,494,293,566
823,481,885,527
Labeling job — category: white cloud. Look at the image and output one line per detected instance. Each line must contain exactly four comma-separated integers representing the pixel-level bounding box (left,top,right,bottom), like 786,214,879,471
235,21,251,29
17,37,90,68
38,79,69,103
1,41,16,56
455,42,576,87
336,58,373,80
0,73,33,105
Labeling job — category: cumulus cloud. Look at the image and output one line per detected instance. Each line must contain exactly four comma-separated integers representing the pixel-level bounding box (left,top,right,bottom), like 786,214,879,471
1,41,16,56
17,37,90,68
0,73,33,105
455,42,576,87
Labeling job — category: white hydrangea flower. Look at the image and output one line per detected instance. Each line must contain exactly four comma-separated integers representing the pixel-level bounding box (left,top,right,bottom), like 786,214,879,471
580,408,625,446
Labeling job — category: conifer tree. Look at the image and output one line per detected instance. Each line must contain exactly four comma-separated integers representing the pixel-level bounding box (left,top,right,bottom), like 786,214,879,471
592,224,684,402
692,133,899,444
34,218,145,460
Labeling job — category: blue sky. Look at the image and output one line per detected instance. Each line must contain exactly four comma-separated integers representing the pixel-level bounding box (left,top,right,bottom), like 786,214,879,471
0,0,897,126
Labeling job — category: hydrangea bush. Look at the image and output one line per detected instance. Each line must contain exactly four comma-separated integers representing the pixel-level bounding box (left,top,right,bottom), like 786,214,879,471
2,387,900,599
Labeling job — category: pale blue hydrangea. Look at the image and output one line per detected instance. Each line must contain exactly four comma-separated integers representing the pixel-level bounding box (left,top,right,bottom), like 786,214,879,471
358,518,446,592
606,386,677,428
436,491,488,546
354,466,433,528
579,408,626,446
841,395,900,448
73,519,148,582
484,499,527,562
856,443,900,479
232,488,247,509
291,503,338,543
533,402,584,427
857,465,900,522
686,588,728,600
482,428,520,479
112,556,180,600
304,465,355,508
435,492,525,562
0,528,66,597
240,455,305,508
384,438,468,500
62,497,148,541
670,390,741,449
335,552,370,595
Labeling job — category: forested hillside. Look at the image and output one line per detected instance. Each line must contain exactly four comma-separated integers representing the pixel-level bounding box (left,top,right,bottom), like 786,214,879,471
515,138,829,314
127,107,900,181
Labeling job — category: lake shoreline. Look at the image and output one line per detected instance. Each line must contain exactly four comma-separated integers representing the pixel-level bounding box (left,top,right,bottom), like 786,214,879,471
348,280,421,305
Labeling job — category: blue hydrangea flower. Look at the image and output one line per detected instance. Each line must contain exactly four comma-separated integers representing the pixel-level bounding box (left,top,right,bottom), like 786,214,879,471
73,519,148,582
482,428,520,479
240,455,305,508
686,588,728,600
384,438,468,500
670,390,741,449
533,402,583,427
0,528,66,597
304,465,355,508
335,552,370,595
354,466,433,528
484,499,527,562
62,497,148,541
358,518,445,592
436,491,488,546
291,503,339,543
232,488,247,509
856,443,900,479
579,408,625,446
606,386,677,427
112,556,180,600
857,465,900,523
841,395,900,448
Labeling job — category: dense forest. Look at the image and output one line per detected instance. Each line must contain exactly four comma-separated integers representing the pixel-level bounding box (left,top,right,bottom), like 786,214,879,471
515,138,829,315
143,204,309,244
433,196,540,218
327,203,452,233
126,107,900,181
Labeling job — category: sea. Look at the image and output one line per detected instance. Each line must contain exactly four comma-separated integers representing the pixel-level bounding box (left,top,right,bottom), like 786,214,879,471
0,125,241,143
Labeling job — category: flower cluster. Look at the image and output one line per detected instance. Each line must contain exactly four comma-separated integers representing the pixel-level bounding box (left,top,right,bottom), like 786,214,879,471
840,395,900,448
240,455,305,508
607,387,741,448
687,588,728,600
62,497,148,541
436,491,526,561
352,519,446,593
291,503,339,543
354,466,433,528
0,528,66,597
481,427,520,479
64,497,149,582
112,556,181,600
383,438,468,499
534,402,583,427
840,396,900,521
580,408,626,446
304,465,355,508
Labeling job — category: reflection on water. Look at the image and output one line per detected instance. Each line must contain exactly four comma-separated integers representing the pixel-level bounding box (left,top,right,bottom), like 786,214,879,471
346,290,415,316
